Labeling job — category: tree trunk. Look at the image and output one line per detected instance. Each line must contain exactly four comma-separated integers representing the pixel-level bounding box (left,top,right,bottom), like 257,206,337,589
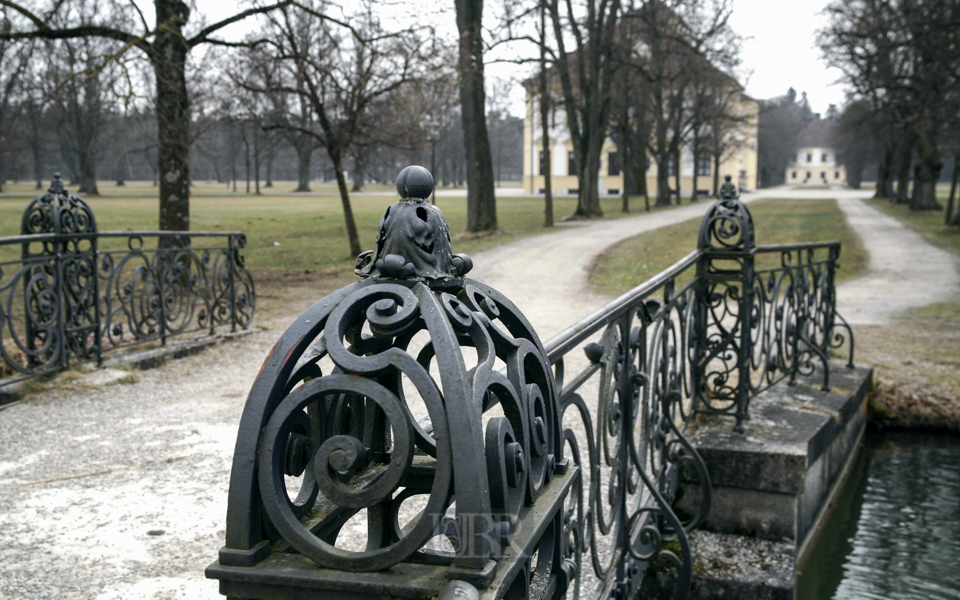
352,151,365,192
539,71,553,227
455,0,497,232
27,104,43,190
909,126,942,211
116,150,127,186
254,127,261,195
630,143,648,211
655,153,670,207
894,134,913,204
713,153,721,196
329,148,362,257
653,106,670,207
673,150,682,205
875,144,895,198
32,142,42,189
153,0,191,238
295,144,312,192
945,152,959,225
578,145,603,216
575,130,604,217
621,140,630,213
77,149,98,195
243,130,251,194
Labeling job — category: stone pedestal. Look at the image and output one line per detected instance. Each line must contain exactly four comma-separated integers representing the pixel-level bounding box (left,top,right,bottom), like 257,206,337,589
655,361,874,600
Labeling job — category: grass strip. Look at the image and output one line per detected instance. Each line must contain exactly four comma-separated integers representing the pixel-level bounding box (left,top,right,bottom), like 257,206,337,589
588,197,869,297
857,196,960,430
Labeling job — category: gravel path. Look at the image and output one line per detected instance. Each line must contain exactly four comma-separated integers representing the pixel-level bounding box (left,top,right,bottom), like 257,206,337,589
832,196,959,324
1,186,955,599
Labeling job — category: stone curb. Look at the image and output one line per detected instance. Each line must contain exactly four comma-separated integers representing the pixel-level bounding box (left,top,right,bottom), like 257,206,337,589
0,329,256,407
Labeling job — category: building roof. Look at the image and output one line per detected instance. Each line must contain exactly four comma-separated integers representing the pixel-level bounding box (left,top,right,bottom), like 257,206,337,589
797,117,834,148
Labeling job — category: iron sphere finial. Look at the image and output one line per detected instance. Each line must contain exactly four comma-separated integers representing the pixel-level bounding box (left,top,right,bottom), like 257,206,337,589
396,165,434,200
49,173,65,194
355,166,472,286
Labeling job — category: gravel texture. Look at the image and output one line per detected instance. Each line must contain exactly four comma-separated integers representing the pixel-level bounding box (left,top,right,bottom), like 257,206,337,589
1,186,954,599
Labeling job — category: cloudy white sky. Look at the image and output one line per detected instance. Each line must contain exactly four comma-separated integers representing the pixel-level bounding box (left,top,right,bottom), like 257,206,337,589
192,0,849,117
728,0,847,113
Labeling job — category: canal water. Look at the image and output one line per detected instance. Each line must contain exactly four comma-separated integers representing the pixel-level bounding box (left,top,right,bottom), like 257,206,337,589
797,431,960,600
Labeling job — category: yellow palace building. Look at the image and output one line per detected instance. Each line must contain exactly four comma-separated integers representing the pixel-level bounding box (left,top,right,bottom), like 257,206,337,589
521,91,760,198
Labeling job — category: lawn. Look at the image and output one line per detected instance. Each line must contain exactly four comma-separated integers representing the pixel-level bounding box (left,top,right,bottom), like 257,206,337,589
857,195,960,430
863,195,960,255
0,180,673,324
1,180,671,267
588,197,870,297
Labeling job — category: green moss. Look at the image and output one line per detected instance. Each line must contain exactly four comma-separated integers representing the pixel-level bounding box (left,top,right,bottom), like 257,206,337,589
868,397,894,420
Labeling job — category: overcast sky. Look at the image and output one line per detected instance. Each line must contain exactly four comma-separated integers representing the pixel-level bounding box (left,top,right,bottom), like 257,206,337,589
192,0,850,117
728,0,847,114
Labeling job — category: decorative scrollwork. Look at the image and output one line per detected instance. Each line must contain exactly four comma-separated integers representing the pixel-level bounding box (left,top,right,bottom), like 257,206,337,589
550,278,710,600
222,273,562,575
209,175,856,600
697,197,754,251
2,184,256,388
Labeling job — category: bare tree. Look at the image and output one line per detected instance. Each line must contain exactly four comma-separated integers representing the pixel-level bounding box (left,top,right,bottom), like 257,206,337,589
456,0,498,230
621,0,740,205
45,33,134,195
819,0,960,210
546,0,621,216
1,0,298,233
537,0,554,225
0,23,30,192
757,89,810,188
245,0,430,256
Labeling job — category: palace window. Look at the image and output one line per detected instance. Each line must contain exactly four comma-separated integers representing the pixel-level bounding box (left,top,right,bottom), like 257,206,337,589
539,151,548,176
608,152,621,176
697,152,711,177
835,171,840,179
807,153,813,163
822,152,828,162
568,152,577,176
792,171,797,179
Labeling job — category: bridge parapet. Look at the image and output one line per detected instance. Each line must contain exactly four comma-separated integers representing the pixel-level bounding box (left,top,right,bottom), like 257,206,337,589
0,175,255,391
206,168,854,600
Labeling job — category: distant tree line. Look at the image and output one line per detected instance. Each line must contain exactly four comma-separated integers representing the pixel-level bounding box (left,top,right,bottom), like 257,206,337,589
0,0,525,250
756,88,816,188
818,0,960,220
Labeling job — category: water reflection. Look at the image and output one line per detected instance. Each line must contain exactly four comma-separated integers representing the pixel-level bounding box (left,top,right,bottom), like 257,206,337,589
798,432,960,600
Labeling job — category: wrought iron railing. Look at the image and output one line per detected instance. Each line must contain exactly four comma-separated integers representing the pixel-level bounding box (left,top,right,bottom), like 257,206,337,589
0,177,255,388
206,169,853,600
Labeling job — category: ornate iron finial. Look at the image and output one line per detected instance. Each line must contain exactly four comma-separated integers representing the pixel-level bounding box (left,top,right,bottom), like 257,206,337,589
21,172,96,239
49,172,66,195
215,165,566,587
697,192,754,251
355,166,472,286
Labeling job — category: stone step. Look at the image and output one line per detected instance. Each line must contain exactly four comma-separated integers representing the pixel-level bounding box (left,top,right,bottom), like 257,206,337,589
679,361,873,546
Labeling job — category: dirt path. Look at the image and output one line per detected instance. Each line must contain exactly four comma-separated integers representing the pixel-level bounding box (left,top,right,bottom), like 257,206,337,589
470,200,743,341
472,186,957,342
2,186,956,600
831,197,959,324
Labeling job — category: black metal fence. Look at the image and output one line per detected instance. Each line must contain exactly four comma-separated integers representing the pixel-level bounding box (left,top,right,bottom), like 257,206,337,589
0,177,255,388
206,169,854,600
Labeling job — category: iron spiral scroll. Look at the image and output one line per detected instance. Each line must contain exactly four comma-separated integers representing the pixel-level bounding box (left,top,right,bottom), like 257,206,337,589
1,177,255,387
211,166,711,600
